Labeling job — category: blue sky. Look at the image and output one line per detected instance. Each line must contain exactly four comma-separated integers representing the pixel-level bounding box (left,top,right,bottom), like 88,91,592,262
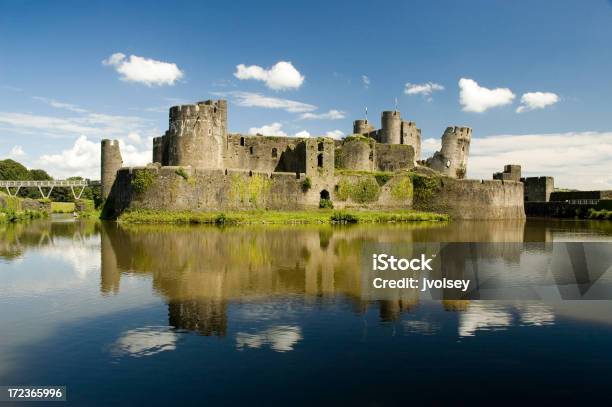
1,0,611,188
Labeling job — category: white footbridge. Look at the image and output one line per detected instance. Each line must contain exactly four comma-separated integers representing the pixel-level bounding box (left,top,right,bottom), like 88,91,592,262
0,179,100,199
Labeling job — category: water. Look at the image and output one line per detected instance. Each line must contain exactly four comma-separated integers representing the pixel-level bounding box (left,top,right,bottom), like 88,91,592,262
1,216,612,405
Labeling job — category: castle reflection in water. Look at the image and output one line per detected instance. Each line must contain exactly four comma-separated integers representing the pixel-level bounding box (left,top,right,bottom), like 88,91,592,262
94,219,612,337
3,218,611,341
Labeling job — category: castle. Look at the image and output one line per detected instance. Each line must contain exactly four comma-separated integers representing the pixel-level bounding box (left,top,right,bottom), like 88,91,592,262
101,99,525,219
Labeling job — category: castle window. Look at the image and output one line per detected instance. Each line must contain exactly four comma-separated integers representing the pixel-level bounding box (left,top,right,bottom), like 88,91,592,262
318,142,324,152
317,153,324,168
240,137,245,146
272,148,278,158
250,146,254,155
208,128,212,135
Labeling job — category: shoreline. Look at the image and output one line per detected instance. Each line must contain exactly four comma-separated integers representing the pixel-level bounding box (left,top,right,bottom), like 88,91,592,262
117,209,450,225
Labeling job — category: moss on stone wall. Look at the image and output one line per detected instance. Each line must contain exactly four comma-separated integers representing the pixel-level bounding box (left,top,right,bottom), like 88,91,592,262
335,177,380,203
409,173,440,202
229,173,272,208
132,169,157,194
390,176,413,201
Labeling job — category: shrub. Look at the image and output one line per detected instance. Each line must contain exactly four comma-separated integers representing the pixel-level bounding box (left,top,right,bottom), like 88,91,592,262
330,211,358,223
319,198,334,209
302,177,312,192
131,170,156,194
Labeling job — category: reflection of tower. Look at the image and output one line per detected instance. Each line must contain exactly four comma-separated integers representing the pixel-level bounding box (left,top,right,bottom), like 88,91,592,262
379,299,417,321
168,299,228,337
100,222,121,294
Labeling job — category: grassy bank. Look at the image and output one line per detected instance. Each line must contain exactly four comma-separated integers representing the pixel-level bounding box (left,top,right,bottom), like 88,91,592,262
0,192,48,223
51,201,75,213
588,208,612,220
118,209,449,225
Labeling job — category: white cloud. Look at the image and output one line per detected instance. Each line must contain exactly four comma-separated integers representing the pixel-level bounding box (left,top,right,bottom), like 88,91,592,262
8,145,26,158
421,137,440,157
300,109,345,120
127,132,142,144
103,52,184,86
325,130,345,140
112,326,178,358
516,91,559,113
362,75,370,88
234,61,304,90
459,78,515,113
33,96,88,113
247,123,313,138
215,91,316,113
36,135,150,179
236,325,302,352
294,130,311,138
468,131,612,189
404,82,444,100
0,111,154,139
248,122,287,137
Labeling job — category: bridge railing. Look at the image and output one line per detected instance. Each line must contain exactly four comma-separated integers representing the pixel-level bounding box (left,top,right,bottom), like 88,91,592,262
1,179,100,199
0,180,99,187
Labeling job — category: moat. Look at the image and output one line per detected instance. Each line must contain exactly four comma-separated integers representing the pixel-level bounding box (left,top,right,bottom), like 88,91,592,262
2,217,612,405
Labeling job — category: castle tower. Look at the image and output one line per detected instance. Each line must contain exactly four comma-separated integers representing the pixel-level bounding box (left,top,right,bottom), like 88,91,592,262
380,111,402,144
152,133,168,165
401,121,421,161
353,119,374,135
426,126,472,179
101,139,123,200
166,99,227,168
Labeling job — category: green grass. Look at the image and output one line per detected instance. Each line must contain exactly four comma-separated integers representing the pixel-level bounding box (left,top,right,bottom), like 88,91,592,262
51,201,75,213
118,209,449,225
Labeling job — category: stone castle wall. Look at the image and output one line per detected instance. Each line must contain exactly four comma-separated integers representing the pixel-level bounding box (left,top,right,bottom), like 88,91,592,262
103,166,524,220
412,178,525,220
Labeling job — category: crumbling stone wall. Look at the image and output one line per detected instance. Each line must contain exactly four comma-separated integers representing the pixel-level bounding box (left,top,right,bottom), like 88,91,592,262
493,165,521,182
426,126,471,179
521,176,554,202
225,134,307,173
375,144,415,172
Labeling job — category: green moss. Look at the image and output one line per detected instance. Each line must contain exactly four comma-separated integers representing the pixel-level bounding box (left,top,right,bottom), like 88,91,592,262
229,173,272,208
374,173,392,186
390,176,413,201
118,209,449,225
175,167,189,180
351,178,380,203
343,134,375,144
409,173,440,202
335,176,380,203
131,169,156,194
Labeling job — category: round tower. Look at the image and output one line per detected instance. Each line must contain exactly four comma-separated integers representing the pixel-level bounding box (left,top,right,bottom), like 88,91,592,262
380,111,402,144
428,126,472,178
101,139,123,200
166,100,227,169
353,119,373,135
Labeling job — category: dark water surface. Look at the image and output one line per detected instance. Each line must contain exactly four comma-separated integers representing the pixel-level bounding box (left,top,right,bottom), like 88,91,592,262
1,217,612,405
